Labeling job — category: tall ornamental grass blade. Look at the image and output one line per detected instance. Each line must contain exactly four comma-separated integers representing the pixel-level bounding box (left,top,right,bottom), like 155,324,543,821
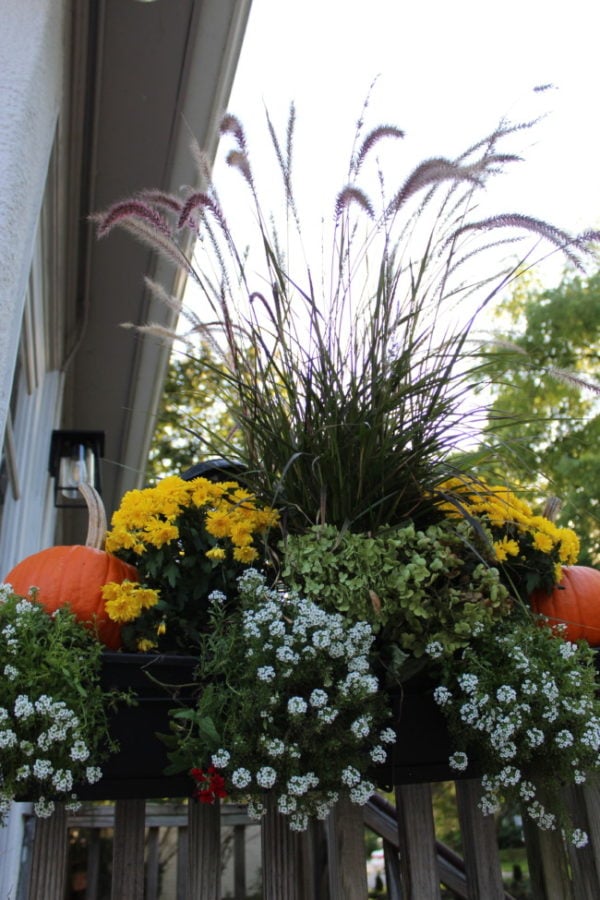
95,105,599,535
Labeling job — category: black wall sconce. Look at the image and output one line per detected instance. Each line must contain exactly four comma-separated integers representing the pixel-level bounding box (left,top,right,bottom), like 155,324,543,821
49,430,105,508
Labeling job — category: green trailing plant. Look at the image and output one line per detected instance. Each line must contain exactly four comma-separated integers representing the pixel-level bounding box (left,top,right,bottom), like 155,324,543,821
166,569,391,831
0,586,120,820
431,613,600,848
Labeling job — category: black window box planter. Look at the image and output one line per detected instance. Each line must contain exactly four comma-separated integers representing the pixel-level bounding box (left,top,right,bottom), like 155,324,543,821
76,652,200,801
73,653,469,801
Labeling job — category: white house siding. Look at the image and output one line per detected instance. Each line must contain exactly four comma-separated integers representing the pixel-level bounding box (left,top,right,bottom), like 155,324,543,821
0,2,66,895
0,0,65,446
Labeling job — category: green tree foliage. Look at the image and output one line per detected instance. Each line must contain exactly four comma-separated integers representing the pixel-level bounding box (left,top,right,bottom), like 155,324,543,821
480,269,600,563
147,344,237,482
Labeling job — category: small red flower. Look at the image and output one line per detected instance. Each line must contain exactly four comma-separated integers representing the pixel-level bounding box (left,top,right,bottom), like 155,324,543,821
190,765,228,804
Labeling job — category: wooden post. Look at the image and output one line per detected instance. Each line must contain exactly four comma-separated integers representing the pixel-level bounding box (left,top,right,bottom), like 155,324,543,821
145,826,160,900
326,794,369,900
27,803,69,900
261,793,302,899
395,783,441,900
111,798,146,900
233,824,246,898
187,798,221,899
455,779,505,899
564,784,600,900
522,811,573,900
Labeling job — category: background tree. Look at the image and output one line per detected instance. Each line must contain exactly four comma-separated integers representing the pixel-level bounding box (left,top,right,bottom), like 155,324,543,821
146,343,237,481
476,269,600,563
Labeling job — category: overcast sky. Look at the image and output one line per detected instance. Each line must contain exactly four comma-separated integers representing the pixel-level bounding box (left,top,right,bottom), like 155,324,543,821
216,0,600,254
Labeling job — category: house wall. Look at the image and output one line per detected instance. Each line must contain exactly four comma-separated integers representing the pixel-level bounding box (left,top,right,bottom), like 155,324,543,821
0,0,65,449
0,2,66,895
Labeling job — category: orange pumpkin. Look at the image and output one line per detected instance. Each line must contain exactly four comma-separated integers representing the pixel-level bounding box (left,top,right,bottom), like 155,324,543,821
530,565,600,645
4,483,138,649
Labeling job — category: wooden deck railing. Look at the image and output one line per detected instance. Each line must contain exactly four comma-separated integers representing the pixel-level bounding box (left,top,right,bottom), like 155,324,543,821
17,779,600,899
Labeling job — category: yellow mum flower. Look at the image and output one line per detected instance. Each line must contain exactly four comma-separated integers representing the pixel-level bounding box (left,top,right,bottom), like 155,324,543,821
233,545,259,563
101,581,159,622
493,537,520,562
137,638,157,652
205,546,226,561
205,509,233,538
532,531,554,554
229,522,254,547
143,517,179,548
557,528,580,565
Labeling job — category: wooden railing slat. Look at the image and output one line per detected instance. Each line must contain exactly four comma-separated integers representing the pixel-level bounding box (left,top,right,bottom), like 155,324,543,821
325,795,368,900
395,783,441,900
84,828,101,900
111,799,146,900
233,823,246,899
187,799,221,900
455,778,505,899
383,838,402,900
522,809,573,900
261,793,302,900
145,826,160,900
564,784,600,900
26,802,69,900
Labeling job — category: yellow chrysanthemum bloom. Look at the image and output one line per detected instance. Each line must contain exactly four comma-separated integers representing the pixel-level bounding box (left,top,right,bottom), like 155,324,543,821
137,638,157,652
493,537,520,562
557,528,580,564
101,581,160,622
233,545,259,564
143,517,180,549
205,546,226,561
532,531,554,554
204,509,234,539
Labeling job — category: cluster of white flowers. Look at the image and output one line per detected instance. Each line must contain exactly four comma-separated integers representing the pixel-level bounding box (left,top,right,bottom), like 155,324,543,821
201,570,392,830
434,618,600,848
0,588,111,823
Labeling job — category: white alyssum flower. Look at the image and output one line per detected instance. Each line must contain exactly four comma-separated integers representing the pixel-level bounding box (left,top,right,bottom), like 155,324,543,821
448,752,469,771
85,767,103,784
350,715,371,739
33,797,55,819
231,768,252,789
496,685,517,704
256,665,276,682
556,730,574,749
425,640,444,658
309,689,328,708
370,745,387,764
341,766,361,787
457,673,478,694
349,780,375,806
211,749,230,768
433,686,452,707
256,766,277,789
571,828,589,848
0,730,17,749
70,740,90,762
33,759,53,780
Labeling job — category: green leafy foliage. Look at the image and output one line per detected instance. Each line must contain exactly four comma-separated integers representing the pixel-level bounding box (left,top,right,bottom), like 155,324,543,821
480,270,600,563
281,521,512,666
147,346,237,481
0,587,119,820
167,570,392,830
434,613,600,848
